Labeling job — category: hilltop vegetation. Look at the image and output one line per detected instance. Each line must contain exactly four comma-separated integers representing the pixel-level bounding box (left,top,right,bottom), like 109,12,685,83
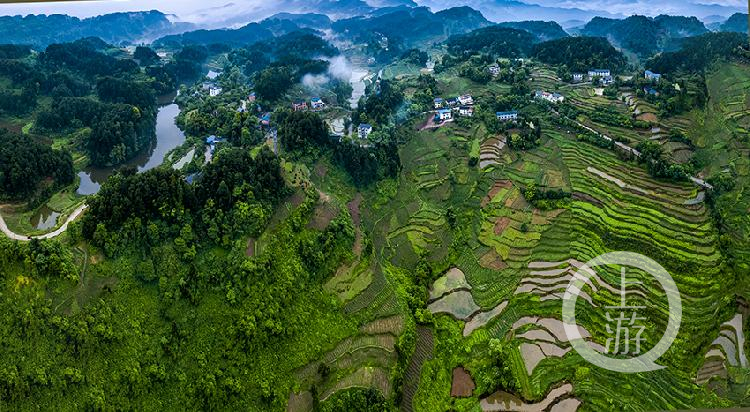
0,11,191,47
0,130,74,200
582,15,708,56
446,26,536,58
332,6,491,49
496,21,568,42
647,31,747,74
532,36,627,72
720,13,749,34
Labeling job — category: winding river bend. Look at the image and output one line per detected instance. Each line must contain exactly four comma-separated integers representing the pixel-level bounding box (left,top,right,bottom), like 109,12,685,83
2,96,187,240
76,101,186,195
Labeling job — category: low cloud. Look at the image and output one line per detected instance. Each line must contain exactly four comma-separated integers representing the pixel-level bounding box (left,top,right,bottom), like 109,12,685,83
301,55,353,89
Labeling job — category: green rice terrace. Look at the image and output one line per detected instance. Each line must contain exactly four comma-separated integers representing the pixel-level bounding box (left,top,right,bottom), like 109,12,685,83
283,59,750,411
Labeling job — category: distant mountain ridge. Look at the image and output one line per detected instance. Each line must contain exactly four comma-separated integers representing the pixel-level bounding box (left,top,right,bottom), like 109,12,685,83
0,11,193,47
331,6,492,46
720,13,748,34
496,20,568,41
582,14,708,56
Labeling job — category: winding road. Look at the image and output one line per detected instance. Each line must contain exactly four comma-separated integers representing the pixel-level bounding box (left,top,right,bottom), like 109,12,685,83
0,204,88,241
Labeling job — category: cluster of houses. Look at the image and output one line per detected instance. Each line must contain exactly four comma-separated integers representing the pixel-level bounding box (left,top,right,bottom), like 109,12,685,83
433,94,475,121
292,97,326,112
535,90,565,104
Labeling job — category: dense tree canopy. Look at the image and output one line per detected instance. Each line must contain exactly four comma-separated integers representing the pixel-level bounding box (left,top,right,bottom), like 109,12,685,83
532,36,627,73
0,130,74,199
446,26,536,58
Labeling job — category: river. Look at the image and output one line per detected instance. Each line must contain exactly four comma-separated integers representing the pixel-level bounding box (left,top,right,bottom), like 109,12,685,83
349,68,369,109
76,100,186,195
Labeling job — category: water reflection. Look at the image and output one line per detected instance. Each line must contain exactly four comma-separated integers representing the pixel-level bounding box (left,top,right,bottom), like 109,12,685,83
76,101,186,195
30,205,61,230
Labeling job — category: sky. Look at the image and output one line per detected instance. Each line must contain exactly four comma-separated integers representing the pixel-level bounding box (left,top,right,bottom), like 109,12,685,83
0,0,745,22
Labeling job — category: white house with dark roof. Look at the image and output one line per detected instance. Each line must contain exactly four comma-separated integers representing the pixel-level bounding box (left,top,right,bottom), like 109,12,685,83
434,97,444,109
458,94,474,106
459,106,474,117
588,69,611,79
496,111,518,121
572,73,584,83
535,91,564,104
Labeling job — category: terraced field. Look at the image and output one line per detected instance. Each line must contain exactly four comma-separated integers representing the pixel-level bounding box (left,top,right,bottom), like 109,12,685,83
294,61,750,412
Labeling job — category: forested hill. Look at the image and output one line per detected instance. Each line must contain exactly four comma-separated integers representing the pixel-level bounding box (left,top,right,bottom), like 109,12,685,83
445,26,537,58
0,11,192,47
331,6,491,46
532,36,627,72
720,13,749,34
646,31,747,74
582,15,708,56
496,21,569,42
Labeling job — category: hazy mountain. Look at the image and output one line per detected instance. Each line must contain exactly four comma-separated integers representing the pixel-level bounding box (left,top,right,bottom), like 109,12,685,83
496,20,568,41
155,22,279,47
366,0,418,7
264,12,332,29
331,6,491,46
416,0,619,27
0,10,193,47
720,13,748,34
582,15,708,56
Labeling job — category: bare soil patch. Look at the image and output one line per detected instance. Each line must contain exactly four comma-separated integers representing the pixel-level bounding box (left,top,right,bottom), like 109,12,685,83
451,367,476,397
494,217,511,235
480,250,508,270
482,180,513,208
637,112,658,123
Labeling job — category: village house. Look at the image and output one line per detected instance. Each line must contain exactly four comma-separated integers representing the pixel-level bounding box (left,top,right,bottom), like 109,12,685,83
358,123,373,140
600,75,614,86
248,92,256,103
644,86,659,96
209,86,222,97
434,97,444,109
645,70,662,82
292,100,308,111
435,108,453,121
496,111,518,121
458,94,474,106
535,91,565,104
572,73,584,83
588,69,611,79
459,106,474,117
488,65,501,76
446,97,459,107
260,112,271,127
311,97,325,111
